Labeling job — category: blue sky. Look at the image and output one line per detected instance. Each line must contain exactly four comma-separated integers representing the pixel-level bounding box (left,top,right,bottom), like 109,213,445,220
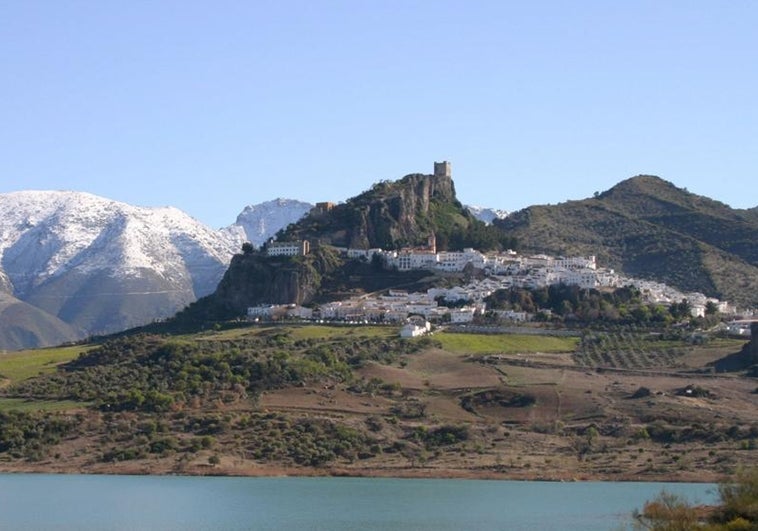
2,1,756,228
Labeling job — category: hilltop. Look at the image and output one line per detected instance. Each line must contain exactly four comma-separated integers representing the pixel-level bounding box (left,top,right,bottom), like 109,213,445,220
176,167,515,325
495,175,758,308
277,169,512,251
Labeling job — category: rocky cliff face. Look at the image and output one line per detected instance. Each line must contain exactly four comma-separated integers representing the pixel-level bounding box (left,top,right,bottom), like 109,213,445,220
202,247,343,316
281,173,468,250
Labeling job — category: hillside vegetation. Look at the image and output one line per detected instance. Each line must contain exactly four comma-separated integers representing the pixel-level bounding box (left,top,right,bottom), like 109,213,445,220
496,175,758,308
0,322,755,481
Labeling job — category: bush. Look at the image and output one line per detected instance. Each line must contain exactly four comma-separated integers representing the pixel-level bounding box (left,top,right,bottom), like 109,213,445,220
716,469,758,524
634,491,701,530
635,468,758,529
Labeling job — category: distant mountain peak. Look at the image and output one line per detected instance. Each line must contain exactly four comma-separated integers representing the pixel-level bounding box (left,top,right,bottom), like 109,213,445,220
231,198,313,247
466,205,509,225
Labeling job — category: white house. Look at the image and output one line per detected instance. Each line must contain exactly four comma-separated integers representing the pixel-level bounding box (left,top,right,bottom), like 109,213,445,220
266,240,310,257
449,307,476,323
400,318,431,338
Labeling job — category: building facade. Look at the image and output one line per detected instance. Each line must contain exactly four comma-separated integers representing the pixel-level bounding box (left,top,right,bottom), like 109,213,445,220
266,240,310,257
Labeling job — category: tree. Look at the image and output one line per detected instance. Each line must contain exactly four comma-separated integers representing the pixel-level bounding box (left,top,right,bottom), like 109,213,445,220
670,299,692,320
241,242,254,255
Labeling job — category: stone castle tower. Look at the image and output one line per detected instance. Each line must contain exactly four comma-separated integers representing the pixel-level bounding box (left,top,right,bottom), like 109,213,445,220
434,160,451,178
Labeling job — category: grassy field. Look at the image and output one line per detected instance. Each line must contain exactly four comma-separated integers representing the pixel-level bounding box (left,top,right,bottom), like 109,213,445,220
0,398,91,412
0,344,92,385
286,325,396,341
435,332,579,354
195,324,398,342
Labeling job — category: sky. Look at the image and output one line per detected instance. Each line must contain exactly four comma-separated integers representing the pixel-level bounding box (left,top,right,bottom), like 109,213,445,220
1,1,757,229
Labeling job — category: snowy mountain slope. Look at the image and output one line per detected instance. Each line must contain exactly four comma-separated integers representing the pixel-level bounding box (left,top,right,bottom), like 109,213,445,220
0,191,240,293
0,191,243,343
229,198,313,247
466,205,509,225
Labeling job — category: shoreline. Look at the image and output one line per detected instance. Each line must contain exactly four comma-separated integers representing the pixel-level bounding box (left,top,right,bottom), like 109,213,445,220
0,461,725,484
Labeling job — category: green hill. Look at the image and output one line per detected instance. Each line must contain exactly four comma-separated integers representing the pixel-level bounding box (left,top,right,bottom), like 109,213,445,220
495,175,758,308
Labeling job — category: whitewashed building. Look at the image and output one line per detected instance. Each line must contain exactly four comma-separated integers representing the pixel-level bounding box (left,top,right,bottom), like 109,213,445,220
266,240,310,257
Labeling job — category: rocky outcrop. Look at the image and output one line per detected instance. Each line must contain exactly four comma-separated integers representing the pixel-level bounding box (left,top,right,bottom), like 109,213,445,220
280,173,471,250
211,247,343,314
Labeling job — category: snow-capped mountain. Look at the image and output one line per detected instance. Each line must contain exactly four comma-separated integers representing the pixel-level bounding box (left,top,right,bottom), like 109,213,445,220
0,191,243,347
0,190,509,350
466,205,509,225
230,198,313,247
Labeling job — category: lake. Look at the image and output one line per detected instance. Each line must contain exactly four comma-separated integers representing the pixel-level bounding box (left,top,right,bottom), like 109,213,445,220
0,474,716,530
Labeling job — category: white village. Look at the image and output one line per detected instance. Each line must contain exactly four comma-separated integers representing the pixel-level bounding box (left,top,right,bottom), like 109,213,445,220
250,236,747,337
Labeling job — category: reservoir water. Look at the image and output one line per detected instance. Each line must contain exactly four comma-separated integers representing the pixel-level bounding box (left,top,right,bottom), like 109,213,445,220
0,474,716,530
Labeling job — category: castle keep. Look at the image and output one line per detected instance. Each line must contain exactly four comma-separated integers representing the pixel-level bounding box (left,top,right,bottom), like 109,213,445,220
434,160,451,178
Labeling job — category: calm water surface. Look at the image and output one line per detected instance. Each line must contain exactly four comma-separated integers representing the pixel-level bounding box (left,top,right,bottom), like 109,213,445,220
0,474,716,530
